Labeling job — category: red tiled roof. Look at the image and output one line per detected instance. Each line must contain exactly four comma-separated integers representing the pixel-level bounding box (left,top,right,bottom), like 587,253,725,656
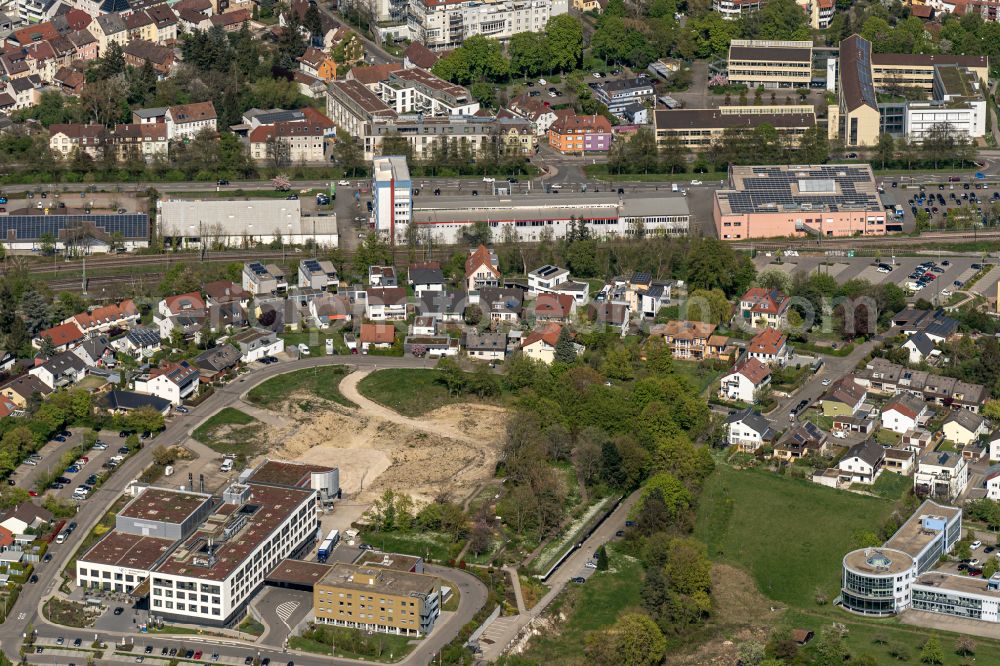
72,300,138,330
740,287,789,316
163,291,206,314
360,323,395,344
464,244,498,278
349,63,402,85
550,113,612,135
36,322,84,348
748,327,787,355
734,357,771,384
523,322,562,348
533,293,574,318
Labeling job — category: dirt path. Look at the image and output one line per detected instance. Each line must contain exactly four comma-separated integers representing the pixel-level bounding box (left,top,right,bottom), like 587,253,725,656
339,370,503,444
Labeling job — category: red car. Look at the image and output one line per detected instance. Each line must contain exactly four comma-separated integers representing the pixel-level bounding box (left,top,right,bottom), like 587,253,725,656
193,651,202,660
28,490,37,497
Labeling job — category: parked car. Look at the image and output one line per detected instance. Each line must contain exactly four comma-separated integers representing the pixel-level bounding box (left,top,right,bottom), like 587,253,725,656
973,541,983,550
571,576,586,583
175,406,189,413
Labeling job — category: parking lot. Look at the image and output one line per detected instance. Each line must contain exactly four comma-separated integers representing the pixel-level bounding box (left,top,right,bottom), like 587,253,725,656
9,428,87,493
754,253,985,303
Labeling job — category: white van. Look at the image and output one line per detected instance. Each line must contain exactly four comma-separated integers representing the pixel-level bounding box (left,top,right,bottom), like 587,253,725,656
220,459,233,473
55,532,67,544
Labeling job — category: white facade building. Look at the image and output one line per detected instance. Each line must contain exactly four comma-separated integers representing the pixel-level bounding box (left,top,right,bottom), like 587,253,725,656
372,155,412,239
406,0,568,50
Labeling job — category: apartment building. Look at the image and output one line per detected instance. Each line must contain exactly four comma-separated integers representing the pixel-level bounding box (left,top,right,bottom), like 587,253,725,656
326,79,398,141
367,114,506,161
712,0,764,19
855,357,989,413
406,0,568,50
727,40,813,89
914,451,970,501
547,113,612,153
737,287,791,329
132,360,199,405
649,320,729,361
314,562,441,636
654,106,815,150
591,76,655,117
247,107,334,163
164,102,218,140
377,67,480,116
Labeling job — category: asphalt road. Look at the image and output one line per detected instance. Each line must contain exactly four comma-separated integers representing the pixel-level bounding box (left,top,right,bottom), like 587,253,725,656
0,354,485,665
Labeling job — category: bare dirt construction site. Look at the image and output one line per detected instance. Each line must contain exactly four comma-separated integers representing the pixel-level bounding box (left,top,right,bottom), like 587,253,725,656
252,370,507,506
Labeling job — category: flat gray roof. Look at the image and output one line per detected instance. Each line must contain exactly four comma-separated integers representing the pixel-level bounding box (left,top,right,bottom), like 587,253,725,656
411,192,689,225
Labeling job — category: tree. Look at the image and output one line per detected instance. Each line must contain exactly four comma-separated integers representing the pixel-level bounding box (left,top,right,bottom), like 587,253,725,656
920,634,944,664
509,32,550,78
595,544,608,570
685,288,731,326
875,133,895,169
634,473,693,526
265,136,291,170
601,346,635,381
334,129,365,176
19,289,50,335
738,640,765,666
685,238,755,297
151,445,177,467
464,304,483,326
303,3,323,37
545,15,583,72
585,612,666,666
554,326,578,364
956,636,976,657
353,232,392,276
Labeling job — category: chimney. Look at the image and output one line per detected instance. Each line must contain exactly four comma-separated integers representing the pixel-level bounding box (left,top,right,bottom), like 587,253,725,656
188,472,193,490
199,474,205,494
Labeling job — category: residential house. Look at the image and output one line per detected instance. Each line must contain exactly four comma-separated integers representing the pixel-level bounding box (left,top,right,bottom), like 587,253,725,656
404,334,459,358
411,316,437,336
29,351,88,389
522,323,581,364
640,281,673,319
726,407,776,452
551,280,590,305
101,390,171,416
5,75,42,110
464,331,507,362
359,323,395,352
477,287,524,324
72,336,112,367
91,14,128,55
247,107,334,163
855,357,988,412
903,332,938,364
111,326,161,360
33,322,84,352
369,266,398,287
48,123,107,159
991,432,1000,462
719,357,772,404
123,39,174,76
883,448,915,475
0,374,51,407
527,265,570,296
165,101,217,140
465,245,500,291
229,328,284,362
746,327,789,365
192,344,242,381
407,264,445,298
531,293,576,323
365,287,407,321
297,259,338,291
210,9,250,32
587,302,629,337
309,294,353,328
203,281,251,310
108,123,169,161
155,291,207,341
243,262,279,295
133,361,199,405
985,465,1000,500
833,409,878,435
298,46,336,81
838,439,885,484
547,112,613,153
737,287,790,329
415,290,466,322
902,428,935,455
960,440,988,463
404,41,439,70
820,376,867,417
914,451,969,500
773,421,828,460
881,393,930,434
68,299,139,337
942,410,988,446
0,503,52,535
508,95,561,136
892,308,959,343
650,320,722,361
54,66,85,95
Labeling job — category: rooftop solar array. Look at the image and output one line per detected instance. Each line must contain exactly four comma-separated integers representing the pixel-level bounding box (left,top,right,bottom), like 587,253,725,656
301,259,322,273
0,214,149,241
247,262,270,276
718,165,882,215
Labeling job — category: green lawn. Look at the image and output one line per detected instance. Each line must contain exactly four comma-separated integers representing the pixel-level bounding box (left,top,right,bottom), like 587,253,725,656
358,529,463,562
290,625,414,662
246,365,355,408
869,472,912,500
279,330,349,357
357,369,489,417
516,545,643,663
693,465,895,608
191,407,267,464
670,363,726,396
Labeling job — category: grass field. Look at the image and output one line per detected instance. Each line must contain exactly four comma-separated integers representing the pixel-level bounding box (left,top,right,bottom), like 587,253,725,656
246,365,355,408
517,544,642,663
869,471,912,500
670,363,726,396
191,407,267,464
694,465,896,608
279,330,350,357
358,529,464,562
357,368,494,416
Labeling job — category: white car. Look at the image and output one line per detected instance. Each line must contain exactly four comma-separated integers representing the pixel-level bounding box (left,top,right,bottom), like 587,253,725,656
821,378,831,386
690,179,703,185
941,288,953,297
592,72,602,78
832,430,847,439
876,267,891,274
337,180,350,186
538,78,546,86
784,250,799,257
298,343,310,356
584,561,598,569
483,177,495,183
972,540,983,550
549,91,558,97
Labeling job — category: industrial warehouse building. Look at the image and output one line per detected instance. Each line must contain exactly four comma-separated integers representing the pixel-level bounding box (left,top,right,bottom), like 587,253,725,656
157,199,338,248
0,212,150,253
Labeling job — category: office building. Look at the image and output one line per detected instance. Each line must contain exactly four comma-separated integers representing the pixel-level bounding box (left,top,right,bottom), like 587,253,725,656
76,461,337,627
591,76,655,117
713,164,887,240
313,561,441,636
372,156,413,241
727,40,813,89
654,106,816,149
841,500,961,617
